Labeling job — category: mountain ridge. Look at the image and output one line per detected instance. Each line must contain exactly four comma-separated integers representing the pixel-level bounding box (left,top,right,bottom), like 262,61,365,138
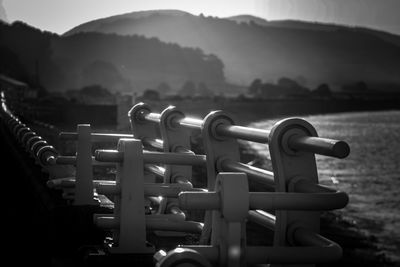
227,15,400,47
0,21,226,93
64,10,400,90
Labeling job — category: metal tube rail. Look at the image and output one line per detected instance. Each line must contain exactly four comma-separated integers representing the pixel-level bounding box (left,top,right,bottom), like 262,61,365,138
144,164,165,177
248,210,276,230
178,192,220,210
247,226,342,263
96,216,203,233
48,177,195,197
293,178,339,193
97,182,195,197
135,106,350,158
142,137,164,150
179,191,348,211
143,112,161,123
47,178,115,189
95,150,207,166
219,159,275,188
59,132,134,142
55,155,116,166
217,123,349,158
216,124,269,143
182,228,341,264
249,192,348,210
144,151,206,166
167,205,187,221
177,117,204,129
289,136,350,159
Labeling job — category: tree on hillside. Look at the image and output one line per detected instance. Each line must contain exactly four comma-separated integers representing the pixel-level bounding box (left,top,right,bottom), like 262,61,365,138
197,82,214,97
312,83,332,97
342,81,368,92
179,80,196,97
248,78,262,95
259,83,281,98
277,77,310,95
142,89,160,101
0,45,29,82
80,84,112,98
156,82,171,96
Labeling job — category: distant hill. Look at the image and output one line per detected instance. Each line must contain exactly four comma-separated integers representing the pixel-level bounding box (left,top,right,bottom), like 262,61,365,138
0,21,225,93
227,15,400,48
65,10,400,90
0,0,7,22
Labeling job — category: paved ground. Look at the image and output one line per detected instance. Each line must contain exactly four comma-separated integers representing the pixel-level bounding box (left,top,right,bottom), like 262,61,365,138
1,122,54,266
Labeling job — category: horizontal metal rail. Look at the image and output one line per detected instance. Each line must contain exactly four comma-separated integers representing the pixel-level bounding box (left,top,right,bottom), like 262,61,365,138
178,191,348,211
216,124,349,158
248,210,276,230
95,216,203,233
143,112,161,123
289,136,350,159
138,110,204,130
177,117,204,129
136,107,350,158
144,164,165,177
59,132,134,142
246,227,342,263
47,178,114,189
142,137,164,150
216,124,269,143
183,226,342,264
167,205,187,221
55,155,115,166
95,150,207,166
97,182,195,197
219,159,275,189
47,177,196,197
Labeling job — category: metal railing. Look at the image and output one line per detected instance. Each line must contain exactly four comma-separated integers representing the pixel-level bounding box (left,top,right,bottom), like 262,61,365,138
127,102,349,266
0,94,350,267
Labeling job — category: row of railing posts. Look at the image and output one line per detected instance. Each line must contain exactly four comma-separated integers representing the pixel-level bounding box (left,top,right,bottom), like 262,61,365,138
0,92,351,266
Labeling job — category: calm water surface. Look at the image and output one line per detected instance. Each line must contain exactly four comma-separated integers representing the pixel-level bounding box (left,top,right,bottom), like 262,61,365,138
248,110,400,260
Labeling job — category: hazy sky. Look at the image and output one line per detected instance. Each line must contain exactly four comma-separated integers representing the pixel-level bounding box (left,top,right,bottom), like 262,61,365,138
3,0,400,35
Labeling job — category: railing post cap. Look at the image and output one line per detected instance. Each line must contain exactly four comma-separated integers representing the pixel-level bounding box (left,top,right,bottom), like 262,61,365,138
128,102,151,123
202,110,235,140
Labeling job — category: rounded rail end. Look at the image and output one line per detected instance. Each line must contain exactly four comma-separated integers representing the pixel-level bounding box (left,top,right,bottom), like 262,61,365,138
128,102,151,123
331,140,350,159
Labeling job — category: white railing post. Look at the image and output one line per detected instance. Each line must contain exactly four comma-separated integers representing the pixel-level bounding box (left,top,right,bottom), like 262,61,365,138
159,105,193,184
156,172,249,267
268,118,321,266
96,138,155,254
200,111,241,244
74,124,95,205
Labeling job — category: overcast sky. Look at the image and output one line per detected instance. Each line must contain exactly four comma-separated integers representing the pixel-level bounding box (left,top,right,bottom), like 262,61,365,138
3,0,400,35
